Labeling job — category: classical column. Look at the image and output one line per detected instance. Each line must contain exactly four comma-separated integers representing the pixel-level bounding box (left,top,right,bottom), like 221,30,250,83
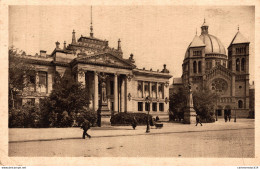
156,82,159,99
35,72,39,92
114,74,118,113
121,77,126,112
94,71,99,111
142,81,145,98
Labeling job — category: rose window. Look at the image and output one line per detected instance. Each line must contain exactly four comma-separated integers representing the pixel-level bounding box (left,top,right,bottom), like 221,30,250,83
211,79,227,93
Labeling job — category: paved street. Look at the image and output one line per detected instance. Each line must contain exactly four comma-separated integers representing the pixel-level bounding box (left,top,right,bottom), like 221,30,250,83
9,119,254,157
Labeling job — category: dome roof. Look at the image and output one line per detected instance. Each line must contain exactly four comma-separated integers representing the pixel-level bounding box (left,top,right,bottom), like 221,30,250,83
185,20,226,58
199,34,226,55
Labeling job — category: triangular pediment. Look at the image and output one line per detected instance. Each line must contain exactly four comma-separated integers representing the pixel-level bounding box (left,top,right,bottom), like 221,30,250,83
75,52,135,69
205,65,233,81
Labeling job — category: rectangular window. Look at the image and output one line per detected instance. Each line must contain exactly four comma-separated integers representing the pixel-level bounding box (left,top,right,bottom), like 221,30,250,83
39,71,47,86
137,81,143,98
110,81,114,95
38,71,47,93
145,102,150,111
138,102,143,111
159,103,164,112
26,98,35,106
29,75,36,84
152,103,157,111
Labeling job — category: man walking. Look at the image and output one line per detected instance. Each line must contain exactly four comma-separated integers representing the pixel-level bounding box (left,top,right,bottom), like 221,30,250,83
228,111,231,122
132,116,138,130
81,119,91,139
195,114,203,126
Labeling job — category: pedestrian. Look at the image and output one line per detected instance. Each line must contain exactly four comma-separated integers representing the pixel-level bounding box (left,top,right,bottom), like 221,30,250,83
195,115,202,126
228,111,231,122
132,116,137,130
224,111,228,122
156,116,160,122
81,119,91,139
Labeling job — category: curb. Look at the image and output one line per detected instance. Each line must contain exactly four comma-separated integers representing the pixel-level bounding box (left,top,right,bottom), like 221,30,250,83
9,127,254,144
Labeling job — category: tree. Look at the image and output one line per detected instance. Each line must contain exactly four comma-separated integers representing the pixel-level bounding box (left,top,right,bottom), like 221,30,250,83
9,46,34,108
169,87,187,121
39,74,93,127
193,87,219,122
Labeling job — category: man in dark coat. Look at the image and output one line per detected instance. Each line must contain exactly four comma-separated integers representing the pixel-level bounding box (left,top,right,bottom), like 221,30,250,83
132,116,137,130
195,115,202,126
224,111,228,122
228,111,231,122
81,119,91,139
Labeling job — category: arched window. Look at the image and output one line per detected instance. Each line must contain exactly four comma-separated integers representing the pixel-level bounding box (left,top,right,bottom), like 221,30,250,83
241,58,245,71
198,61,202,73
193,61,197,73
236,58,240,71
238,100,243,108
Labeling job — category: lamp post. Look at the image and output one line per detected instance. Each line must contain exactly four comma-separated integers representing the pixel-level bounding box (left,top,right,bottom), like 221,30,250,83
216,110,218,121
234,107,237,122
145,96,152,133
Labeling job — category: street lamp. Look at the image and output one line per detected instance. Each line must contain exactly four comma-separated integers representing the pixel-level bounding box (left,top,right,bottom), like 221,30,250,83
145,96,152,133
234,107,237,122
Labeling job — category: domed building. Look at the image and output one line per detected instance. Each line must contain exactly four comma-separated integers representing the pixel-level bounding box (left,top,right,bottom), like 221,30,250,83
180,19,250,118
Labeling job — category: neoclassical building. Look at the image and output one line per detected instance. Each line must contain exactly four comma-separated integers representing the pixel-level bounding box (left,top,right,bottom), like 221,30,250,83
180,19,250,117
14,23,172,124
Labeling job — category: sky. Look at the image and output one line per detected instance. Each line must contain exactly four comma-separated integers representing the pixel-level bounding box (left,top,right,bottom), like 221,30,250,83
9,6,255,83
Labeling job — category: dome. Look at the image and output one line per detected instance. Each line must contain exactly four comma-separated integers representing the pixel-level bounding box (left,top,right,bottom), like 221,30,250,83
199,34,226,55
185,19,226,58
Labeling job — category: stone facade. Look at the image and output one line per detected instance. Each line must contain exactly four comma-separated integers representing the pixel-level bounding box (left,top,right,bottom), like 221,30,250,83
179,19,250,118
14,29,172,123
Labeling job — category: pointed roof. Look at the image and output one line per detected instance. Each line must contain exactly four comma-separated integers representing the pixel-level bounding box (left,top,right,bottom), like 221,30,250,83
190,35,205,47
229,31,249,46
201,18,208,27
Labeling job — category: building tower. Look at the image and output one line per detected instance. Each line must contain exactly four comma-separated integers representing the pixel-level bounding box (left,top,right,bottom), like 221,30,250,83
228,26,250,111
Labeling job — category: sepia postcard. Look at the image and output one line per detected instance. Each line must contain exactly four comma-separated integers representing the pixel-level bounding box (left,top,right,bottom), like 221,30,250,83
0,0,259,167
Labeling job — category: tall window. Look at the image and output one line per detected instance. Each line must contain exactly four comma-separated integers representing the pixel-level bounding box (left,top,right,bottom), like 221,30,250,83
110,81,114,95
27,71,36,92
236,58,240,71
159,103,164,112
145,102,150,111
241,58,245,71
137,81,142,98
198,61,202,73
39,71,47,93
238,100,243,108
138,102,143,111
152,103,157,111
158,84,163,99
144,83,149,97
152,84,156,98
193,61,197,73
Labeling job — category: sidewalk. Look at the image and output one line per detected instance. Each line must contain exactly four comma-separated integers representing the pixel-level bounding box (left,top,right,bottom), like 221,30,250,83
9,118,254,143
